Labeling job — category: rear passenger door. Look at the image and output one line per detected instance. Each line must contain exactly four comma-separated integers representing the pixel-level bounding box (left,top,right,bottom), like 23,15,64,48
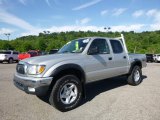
109,39,129,76
13,52,19,60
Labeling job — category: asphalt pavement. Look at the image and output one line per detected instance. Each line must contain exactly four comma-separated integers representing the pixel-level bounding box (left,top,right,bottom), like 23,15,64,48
0,63,160,120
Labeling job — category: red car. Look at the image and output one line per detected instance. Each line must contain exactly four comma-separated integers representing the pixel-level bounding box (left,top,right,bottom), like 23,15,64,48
18,50,42,60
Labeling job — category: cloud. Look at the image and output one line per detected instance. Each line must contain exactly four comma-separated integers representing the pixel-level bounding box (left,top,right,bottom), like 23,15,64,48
0,28,15,35
18,0,27,5
113,8,126,16
100,10,108,16
0,9,36,31
146,9,158,16
150,24,160,31
72,0,102,11
132,10,144,18
21,24,146,37
45,0,51,7
111,24,145,32
21,26,102,36
146,9,160,24
76,18,91,25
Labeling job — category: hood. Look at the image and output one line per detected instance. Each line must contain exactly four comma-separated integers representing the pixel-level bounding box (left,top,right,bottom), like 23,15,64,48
21,53,84,65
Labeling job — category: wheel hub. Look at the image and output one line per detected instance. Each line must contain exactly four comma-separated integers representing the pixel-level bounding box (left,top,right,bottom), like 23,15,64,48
60,83,78,105
134,70,140,82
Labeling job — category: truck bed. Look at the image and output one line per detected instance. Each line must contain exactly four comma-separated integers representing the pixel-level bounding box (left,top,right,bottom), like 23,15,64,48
129,53,147,68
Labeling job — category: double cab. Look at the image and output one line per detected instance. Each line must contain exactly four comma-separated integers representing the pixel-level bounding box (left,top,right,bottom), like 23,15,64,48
13,34,146,111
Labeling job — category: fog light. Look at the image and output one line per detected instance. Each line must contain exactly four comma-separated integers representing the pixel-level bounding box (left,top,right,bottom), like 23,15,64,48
28,87,35,92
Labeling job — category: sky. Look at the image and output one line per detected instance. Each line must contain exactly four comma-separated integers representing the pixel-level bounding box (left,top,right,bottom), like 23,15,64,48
0,0,160,40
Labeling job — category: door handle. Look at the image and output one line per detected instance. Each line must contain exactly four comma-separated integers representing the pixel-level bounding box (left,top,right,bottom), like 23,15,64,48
108,57,112,60
123,56,126,59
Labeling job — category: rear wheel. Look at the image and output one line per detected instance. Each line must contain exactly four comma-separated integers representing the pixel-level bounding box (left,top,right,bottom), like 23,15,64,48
155,59,158,63
8,58,13,64
127,66,142,86
49,75,82,112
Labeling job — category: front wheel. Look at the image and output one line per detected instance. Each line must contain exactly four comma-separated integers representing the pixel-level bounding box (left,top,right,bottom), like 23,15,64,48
127,66,142,86
49,75,82,112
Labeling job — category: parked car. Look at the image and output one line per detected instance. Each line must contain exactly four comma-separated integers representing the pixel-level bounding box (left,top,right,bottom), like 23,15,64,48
0,50,19,63
41,51,48,55
146,54,154,62
13,34,147,111
18,50,42,60
49,49,59,54
153,54,160,63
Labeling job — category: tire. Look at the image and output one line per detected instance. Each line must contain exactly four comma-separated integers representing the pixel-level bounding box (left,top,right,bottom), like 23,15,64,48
49,75,82,112
127,66,142,86
155,59,158,63
8,58,13,64
16,60,19,63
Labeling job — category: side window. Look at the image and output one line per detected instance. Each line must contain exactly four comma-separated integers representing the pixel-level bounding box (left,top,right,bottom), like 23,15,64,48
5,51,11,54
89,39,110,54
110,40,123,54
13,52,18,54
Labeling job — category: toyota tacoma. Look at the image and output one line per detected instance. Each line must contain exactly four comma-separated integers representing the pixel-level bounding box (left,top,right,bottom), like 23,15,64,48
13,34,147,111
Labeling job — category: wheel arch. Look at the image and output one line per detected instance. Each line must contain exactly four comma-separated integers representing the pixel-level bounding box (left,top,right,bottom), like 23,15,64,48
9,57,13,60
129,59,142,74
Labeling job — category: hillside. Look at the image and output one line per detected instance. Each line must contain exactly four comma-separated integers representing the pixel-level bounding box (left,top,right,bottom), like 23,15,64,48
0,31,160,54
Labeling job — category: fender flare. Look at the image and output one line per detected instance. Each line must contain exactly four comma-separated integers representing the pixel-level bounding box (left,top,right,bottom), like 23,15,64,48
129,59,142,74
50,63,86,82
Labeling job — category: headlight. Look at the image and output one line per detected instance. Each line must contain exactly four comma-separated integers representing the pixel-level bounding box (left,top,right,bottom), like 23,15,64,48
27,65,46,75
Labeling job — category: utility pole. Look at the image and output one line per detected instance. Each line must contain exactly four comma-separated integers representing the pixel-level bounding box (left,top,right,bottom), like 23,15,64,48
4,33,10,41
134,46,137,53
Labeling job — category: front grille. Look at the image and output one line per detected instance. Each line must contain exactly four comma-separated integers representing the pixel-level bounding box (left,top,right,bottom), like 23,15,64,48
16,64,25,74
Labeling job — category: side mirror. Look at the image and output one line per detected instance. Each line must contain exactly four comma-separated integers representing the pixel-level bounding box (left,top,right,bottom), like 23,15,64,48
88,47,99,55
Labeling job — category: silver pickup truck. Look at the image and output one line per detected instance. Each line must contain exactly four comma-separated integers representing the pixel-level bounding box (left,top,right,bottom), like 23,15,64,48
13,34,146,111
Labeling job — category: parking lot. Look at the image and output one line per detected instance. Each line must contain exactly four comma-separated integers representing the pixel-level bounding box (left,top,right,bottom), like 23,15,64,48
0,63,160,120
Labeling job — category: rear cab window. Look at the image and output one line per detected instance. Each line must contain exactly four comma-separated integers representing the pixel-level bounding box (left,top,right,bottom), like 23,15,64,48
110,39,123,54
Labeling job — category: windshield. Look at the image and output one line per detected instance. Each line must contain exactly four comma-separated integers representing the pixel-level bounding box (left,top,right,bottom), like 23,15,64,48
58,38,90,53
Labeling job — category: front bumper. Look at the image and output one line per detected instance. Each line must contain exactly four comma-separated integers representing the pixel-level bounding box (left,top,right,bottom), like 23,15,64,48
13,73,53,96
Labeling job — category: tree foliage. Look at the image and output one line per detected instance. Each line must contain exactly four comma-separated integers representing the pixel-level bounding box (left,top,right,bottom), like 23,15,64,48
0,31,160,54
